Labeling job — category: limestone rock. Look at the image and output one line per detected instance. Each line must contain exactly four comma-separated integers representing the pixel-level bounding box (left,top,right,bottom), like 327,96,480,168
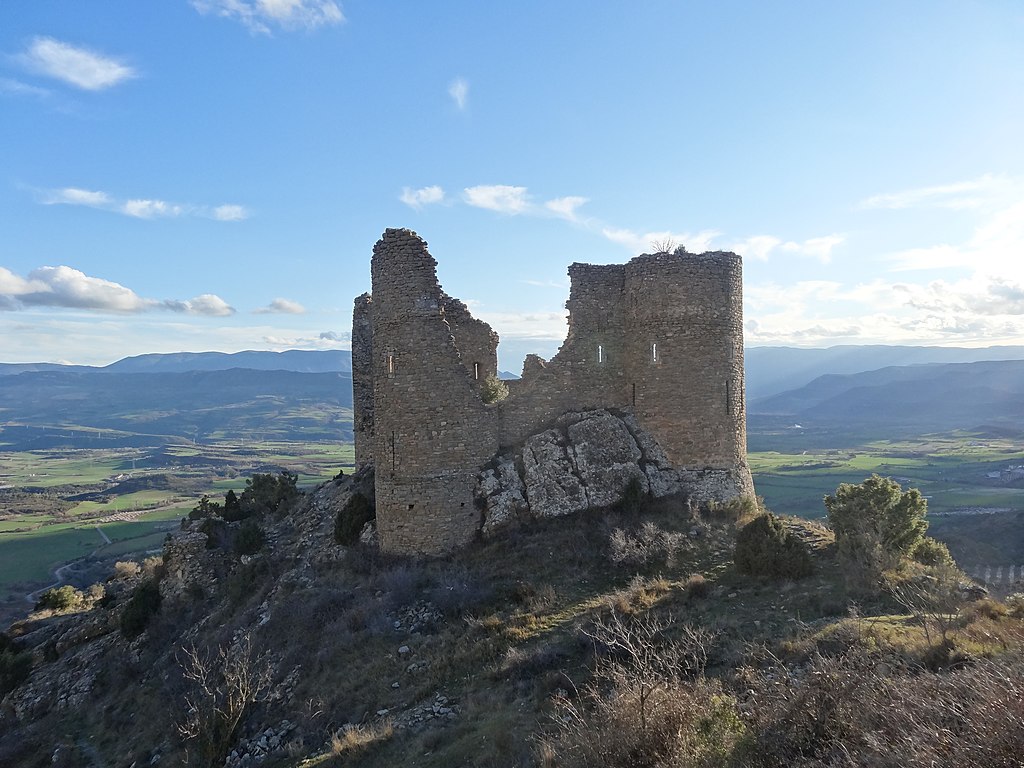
522,430,588,518
566,410,647,508
479,456,528,533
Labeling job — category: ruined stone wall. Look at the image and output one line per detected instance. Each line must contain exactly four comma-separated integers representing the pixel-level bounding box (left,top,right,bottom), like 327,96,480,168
352,230,753,553
369,229,499,553
351,293,374,468
441,293,499,384
622,251,753,495
498,264,630,445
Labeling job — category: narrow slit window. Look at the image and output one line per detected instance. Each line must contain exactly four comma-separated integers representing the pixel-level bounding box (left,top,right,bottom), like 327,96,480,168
725,380,731,414
597,344,604,364
631,383,636,406
474,362,480,380
651,343,658,362
387,354,395,375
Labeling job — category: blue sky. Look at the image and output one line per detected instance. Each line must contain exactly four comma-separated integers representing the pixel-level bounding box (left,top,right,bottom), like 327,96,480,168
2,1,1024,371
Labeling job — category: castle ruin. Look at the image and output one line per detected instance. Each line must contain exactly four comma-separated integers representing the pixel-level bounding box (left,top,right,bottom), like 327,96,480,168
353,228,754,554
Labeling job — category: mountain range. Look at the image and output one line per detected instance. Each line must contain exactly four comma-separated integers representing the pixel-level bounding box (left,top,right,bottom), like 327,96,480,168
4,345,1024,449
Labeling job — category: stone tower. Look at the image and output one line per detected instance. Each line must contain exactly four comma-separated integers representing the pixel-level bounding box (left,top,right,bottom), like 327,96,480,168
357,229,499,553
353,229,754,554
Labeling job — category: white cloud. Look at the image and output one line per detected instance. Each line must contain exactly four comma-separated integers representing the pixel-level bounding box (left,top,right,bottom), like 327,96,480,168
36,186,247,222
43,187,112,208
399,185,445,210
191,0,345,34
122,199,184,219
254,298,306,314
859,174,1009,210
463,185,530,214
730,233,844,263
448,77,468,110
887,199,1024,276
0,77,50,98
164,294,236,317
0,265,235,316
544,196,588,222
601,227,720,255
319,330,350,342
17,37,136,91
212,204,250,221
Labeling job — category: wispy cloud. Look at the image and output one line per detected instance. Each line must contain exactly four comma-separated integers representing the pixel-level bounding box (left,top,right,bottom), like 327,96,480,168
318,330,350,342
0,265,234,316
0,77,50,98
254,298,306,314
463,185,530,214
16,37,136,91
601,227,721,255
191,0,345,34
729,234,844,263
859,174,1010,211
38,186,249,222
887,199,1024,275
399,185,445,210
544,196,589,223
448,77,468,110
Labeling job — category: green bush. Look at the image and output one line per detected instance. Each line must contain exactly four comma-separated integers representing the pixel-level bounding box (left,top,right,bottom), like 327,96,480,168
221,489,245,522
240,471,299,516
334,492,375,545
825,475,928,564
234,519,266,556
911,536,954,567
35,585,84,612
480,374,509,404
0,633,31,697
188,495,222,521
735,513,813,580
119,579,161,639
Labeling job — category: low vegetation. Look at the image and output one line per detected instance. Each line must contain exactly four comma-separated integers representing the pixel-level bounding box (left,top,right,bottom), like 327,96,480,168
1,473,1022,768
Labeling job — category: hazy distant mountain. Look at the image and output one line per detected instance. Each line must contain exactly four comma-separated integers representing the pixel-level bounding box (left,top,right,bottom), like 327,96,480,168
0,369,353,448
103,349,352,374
0,363,96,376
746,345,1024,400
751,359,1024,432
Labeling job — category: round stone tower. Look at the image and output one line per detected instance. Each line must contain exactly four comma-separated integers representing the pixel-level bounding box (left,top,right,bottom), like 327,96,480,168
623,251,753,497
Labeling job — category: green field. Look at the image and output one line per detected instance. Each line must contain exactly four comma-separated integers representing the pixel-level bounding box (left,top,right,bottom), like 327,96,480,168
0,440,356,601
750,434,1024,519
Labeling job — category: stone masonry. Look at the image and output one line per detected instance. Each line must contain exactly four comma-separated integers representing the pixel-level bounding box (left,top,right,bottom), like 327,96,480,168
353,228,755,554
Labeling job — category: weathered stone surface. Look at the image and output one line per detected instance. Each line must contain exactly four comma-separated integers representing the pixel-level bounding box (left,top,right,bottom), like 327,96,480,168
566,410,647,508
478,456,528,533
522,430,588,518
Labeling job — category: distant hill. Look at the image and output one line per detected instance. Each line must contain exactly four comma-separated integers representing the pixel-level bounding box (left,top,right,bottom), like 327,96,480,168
0,368,353,448
751,359,1024,433
746,344,1024,400
103,349,352,374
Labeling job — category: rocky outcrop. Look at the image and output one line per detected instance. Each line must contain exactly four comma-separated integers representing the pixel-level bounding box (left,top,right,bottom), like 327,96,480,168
476,409,749,533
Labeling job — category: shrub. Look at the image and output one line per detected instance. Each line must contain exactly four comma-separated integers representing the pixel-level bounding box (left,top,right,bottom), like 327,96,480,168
608,521,686,568
240,471,299,517
734,513,813,580
113,560,142,579
234,519,266,556
826,475,928,564
911,536,954,567
119,579,161,639
480,374,509,404
707,495,760,524
35,585,84,612
188,495,222,521
221,489,244,522
683,573,711,600
0,633,31,697
334,492,375,545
